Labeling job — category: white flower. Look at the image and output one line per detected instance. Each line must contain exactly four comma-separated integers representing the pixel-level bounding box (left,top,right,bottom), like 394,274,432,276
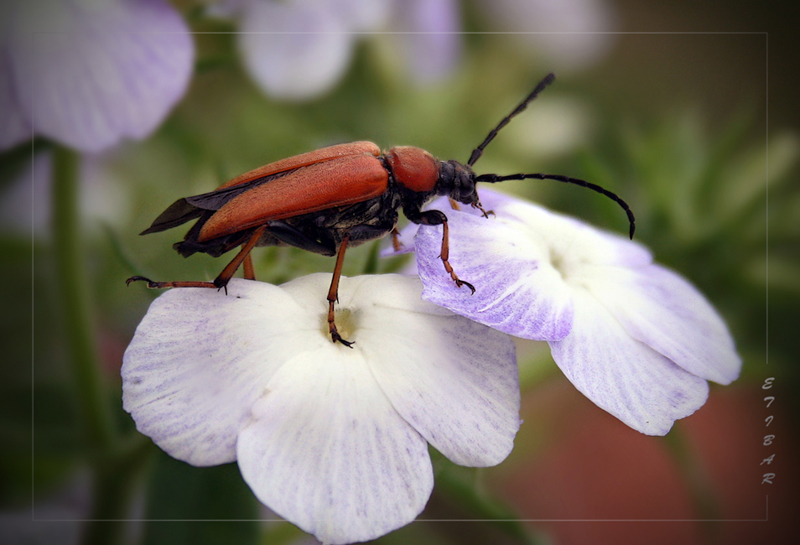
122,273,519,544
389,188,741,436
1,0,194,152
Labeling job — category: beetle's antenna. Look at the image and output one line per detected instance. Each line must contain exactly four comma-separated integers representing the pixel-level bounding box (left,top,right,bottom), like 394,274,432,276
467,73,556,168
476,172,636,239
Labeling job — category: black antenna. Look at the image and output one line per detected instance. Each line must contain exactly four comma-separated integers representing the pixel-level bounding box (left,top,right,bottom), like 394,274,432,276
476,172,636,239
467,72,556,167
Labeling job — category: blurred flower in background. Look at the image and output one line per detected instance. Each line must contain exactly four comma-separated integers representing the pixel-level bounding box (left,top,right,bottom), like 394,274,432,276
0,0,194,152
210,0,462,100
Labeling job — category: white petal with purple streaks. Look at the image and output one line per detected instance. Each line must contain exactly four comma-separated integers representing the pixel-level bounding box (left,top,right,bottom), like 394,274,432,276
122,281,310,466
408,188,740,435
587,264,742,384
416,209,574,340
550,288,710,435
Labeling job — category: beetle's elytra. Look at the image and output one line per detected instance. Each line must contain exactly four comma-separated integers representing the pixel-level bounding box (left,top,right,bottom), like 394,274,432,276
128,73,635,346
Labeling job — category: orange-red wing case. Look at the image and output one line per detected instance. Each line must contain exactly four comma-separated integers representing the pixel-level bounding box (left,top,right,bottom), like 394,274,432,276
217,141,381,189
198,154,389,241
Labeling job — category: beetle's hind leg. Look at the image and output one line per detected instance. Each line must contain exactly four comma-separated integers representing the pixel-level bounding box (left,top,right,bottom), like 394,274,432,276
127,225,266,294
243,254,255,280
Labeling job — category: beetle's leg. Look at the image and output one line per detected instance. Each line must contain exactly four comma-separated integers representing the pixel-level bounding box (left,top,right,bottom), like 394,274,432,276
390,227,404,252
327,233,354,347
243,254,255,280
471,201,494,218
127,225,266,294
406,208,475,294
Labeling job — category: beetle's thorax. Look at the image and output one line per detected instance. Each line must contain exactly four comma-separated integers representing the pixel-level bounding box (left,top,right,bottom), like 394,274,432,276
436,159,478,205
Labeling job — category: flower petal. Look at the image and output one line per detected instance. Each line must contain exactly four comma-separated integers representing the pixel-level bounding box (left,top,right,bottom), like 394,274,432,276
416,210,574,340
492,196,652,269
9,0,193,152
237,340,432,545
0,46,31,150
393,0,462,84
587,264,742,384
357,280,520,466
239,1,354,101
549,288,710,435
122,280,312,466
281,273,519,466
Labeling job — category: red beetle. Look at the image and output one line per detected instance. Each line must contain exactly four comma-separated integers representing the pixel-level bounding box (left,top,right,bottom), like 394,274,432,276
128,73,634,346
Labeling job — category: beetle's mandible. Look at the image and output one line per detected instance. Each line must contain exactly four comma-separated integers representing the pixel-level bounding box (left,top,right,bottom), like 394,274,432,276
128,73,635,346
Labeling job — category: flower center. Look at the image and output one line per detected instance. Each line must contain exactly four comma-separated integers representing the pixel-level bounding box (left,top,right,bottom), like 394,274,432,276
336,308,356,338
549,247,568,278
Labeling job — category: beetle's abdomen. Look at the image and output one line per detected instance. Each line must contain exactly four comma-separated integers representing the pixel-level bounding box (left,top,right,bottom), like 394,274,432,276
198,154,389,241
385,146,439,193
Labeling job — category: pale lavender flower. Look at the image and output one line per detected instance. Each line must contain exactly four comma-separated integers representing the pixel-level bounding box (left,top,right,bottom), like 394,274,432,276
388,189,741,435
390,0,462,85
1,0,193,152
214,0,461,100
123,274,519,544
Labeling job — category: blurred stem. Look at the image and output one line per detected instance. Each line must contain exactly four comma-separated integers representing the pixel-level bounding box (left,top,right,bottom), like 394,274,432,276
52,146,115,450
663,423,720,537
53,146,135,545
435,465,546,545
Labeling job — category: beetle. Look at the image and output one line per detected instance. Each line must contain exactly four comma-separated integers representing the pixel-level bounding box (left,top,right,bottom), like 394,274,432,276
128,73,635,346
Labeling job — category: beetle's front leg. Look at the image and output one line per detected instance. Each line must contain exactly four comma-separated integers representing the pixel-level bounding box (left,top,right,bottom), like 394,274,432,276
405,208,475,293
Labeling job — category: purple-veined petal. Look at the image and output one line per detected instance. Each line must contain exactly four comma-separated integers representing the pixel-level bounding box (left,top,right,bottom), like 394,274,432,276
490,195,651,269
282,274,519,466
353,276,519,466
237,274,459,544
122,280,312,466
237,344,432,545
416,210,574,340
549,288,710,435
586,264,742,385
8,0,193,153
238,1,354,101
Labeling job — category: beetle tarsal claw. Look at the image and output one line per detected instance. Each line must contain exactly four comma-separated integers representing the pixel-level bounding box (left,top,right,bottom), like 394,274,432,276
472,201,494,218
455,278,476,294
126,275,158,288
330,330,355,348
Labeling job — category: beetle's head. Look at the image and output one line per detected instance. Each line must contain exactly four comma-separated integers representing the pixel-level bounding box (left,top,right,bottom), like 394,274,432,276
437,160,479,206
